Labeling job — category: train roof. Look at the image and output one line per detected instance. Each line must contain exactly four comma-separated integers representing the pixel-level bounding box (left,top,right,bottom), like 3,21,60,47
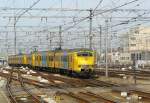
38,48,95,53
9,48,95,56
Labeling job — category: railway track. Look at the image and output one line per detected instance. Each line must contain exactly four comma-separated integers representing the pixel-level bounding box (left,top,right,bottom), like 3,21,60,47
130,90,150,100
0,69,52,88
56,92,116,103
34,70,119,102
3,67,119,88
3,67,150,103
5,68,42,103
95,69,150,79
112,86,150,102
78,91,116,103
6,69,18,103
56,91,90,103
33,70,119,88
17,70,42,103
56,91,116,103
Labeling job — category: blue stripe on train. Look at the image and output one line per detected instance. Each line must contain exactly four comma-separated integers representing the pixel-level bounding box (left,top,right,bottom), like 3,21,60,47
41,52,47,67
63,51,68,69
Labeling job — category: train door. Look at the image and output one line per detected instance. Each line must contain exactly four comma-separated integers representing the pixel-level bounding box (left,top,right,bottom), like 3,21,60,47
32,54,35,67
63,56,68,69
50,53,54,68
42,52,47,67
38,54,42,67
35,53,38,66
69,53,73,71
28,55,31,66
46,52,49,67
63,51,68,69
48,53,52,68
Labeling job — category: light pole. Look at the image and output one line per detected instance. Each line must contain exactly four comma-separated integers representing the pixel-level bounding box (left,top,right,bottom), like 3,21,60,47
89,9,93,49
105,19,108,77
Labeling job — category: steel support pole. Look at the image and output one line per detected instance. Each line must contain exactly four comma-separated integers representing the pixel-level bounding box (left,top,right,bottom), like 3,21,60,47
105,19,108,77
89,9,93,49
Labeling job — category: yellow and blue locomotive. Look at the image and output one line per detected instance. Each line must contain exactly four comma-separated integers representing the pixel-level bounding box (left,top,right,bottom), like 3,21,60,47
8,48,96,76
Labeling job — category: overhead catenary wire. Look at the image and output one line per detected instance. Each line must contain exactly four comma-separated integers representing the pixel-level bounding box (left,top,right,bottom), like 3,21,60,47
33,0,140,33
60,0,139,33
93,0,103,13
15,0,41,25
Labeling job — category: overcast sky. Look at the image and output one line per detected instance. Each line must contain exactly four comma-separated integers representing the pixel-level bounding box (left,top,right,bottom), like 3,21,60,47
0,0,149,9
0,0,150,54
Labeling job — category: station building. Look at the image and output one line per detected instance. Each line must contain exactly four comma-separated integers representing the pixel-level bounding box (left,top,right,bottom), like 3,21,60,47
122,26,150,66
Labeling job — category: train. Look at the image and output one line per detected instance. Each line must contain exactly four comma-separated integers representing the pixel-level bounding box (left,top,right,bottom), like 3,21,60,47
8,48,96,77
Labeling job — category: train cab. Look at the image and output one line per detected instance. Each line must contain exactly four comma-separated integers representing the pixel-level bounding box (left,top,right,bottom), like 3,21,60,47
74,50,96,74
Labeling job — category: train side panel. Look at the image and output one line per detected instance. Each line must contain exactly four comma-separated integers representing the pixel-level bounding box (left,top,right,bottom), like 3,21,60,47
54,52,61,70
34,52,38,67
69,53,75,71
38,52,42,67
27,54,31,67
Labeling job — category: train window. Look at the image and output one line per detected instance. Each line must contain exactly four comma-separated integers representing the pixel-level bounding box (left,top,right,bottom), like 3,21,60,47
77,52,93,56
60,56,62,61
139,53,142,60
70,56,72,62
55,56,57,61
54,56,56,61
48,56,50,61
49,56,51,61
61,56,68,62
61,56,63,61
49,56,53,61
40,56,42,61
42,56,44,60
59,56,61,61
38,56,40,61
51,56,54,61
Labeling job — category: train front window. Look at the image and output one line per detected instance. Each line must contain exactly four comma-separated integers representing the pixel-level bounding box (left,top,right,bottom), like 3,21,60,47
77,52,93,56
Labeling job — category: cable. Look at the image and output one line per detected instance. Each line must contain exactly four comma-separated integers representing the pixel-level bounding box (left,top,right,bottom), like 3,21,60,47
94,0,139,17
61,0,139,32
93,0,103,12
36,0,139,33
15,0,41,25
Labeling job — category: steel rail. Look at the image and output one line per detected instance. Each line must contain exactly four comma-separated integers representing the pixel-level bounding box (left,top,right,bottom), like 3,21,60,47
6,69,18,103
17,70,42,103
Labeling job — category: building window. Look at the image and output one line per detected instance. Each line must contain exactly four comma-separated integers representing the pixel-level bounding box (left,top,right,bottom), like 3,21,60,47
134,30,139,34
126,57,129,60
130,37,136,40
121,57,125,60
130,44,136,46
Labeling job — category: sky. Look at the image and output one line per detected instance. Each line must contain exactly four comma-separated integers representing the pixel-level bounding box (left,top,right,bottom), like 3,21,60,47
1,0,149,9
0,0,150,55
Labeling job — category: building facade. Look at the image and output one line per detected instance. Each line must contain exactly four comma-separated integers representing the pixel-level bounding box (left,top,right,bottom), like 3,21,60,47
122,26,150,66
128,27,150,52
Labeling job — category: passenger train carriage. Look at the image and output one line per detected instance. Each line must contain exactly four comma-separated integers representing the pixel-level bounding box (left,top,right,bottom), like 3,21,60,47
8,48,96,77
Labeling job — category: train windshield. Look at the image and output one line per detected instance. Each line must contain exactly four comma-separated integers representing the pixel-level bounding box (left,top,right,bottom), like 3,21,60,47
77,52,93,56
